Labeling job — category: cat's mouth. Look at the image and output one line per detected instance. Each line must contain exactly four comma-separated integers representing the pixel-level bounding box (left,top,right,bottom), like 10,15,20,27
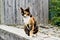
23,16,26,18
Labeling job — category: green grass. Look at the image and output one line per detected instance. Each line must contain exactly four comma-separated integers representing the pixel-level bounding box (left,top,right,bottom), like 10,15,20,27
49,0,60,26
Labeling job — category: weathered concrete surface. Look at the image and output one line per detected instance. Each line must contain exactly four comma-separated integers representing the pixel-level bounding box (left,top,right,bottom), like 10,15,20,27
0,25,29,40
0,25,60,40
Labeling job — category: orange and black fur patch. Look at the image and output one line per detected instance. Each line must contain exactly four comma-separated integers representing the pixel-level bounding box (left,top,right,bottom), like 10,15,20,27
20,7,38,36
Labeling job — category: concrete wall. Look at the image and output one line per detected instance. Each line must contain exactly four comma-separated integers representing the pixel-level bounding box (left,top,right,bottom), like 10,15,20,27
0,0,1,24
0,29,28,40
0,0,4,24
0,25,29,40
0,0,48,25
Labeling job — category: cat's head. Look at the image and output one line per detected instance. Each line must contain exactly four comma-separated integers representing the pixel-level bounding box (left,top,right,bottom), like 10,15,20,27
20,7,32,17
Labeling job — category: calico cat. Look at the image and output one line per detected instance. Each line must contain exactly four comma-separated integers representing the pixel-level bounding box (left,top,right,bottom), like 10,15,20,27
20,7,38,37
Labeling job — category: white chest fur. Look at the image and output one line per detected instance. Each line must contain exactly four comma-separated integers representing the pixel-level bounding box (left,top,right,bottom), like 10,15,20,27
23,16,30,24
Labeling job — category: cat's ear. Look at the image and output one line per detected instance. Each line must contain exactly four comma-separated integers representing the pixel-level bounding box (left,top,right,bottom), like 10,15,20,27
20,7,24,13
25,7,30,12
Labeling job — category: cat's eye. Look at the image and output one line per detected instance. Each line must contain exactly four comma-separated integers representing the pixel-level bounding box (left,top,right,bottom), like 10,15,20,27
27,14,29,15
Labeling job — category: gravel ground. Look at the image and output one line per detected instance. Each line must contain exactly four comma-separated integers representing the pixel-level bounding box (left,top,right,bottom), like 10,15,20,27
16,24,60,40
